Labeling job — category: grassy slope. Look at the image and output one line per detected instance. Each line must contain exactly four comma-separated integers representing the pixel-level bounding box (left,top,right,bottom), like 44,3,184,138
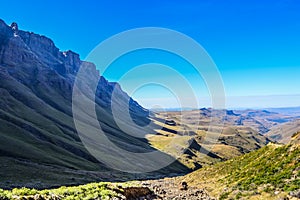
182,143,300,199
0,77,188,188
0,61,188,188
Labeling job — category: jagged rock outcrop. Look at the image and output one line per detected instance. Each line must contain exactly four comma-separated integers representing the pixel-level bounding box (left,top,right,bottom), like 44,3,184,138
10,22,18,36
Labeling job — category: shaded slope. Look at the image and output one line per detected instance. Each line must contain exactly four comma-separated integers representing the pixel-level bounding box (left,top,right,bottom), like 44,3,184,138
0,19,188,189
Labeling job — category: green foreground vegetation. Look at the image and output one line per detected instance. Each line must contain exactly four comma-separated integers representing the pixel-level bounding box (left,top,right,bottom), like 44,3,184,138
184,143,300,199
0,182,136,200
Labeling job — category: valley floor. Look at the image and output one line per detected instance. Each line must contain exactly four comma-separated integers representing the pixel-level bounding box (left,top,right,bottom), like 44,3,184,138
1,141,299,200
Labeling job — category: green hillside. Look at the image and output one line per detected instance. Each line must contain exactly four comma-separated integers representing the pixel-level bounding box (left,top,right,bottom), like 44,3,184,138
182,142,300,199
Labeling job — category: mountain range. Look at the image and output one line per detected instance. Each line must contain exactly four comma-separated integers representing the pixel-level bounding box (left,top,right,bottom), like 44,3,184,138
0,19,190,189
0,19,299,194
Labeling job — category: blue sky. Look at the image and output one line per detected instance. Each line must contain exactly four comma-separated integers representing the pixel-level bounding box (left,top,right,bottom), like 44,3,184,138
1,0,300,108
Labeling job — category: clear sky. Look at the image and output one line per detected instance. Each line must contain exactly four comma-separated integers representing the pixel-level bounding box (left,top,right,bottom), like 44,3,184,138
1,0,300,108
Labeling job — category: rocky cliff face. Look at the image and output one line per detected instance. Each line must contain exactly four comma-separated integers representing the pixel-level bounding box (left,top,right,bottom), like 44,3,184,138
0,19,146,113
0,19,91,77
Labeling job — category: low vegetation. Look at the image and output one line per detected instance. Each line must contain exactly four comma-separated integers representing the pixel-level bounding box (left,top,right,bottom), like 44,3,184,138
183,143,300,199
0,182,141,200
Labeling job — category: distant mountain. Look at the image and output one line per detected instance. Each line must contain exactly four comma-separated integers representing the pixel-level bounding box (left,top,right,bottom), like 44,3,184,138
153,107,300,135
149,110,270,170
0,19,188,189
266,119,300,144
171,108,299,134
231,109,299,134
266,106,300,116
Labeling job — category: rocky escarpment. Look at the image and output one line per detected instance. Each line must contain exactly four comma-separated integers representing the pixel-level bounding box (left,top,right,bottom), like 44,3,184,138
0,19,95,83
0,19,147,116
1,20,82,75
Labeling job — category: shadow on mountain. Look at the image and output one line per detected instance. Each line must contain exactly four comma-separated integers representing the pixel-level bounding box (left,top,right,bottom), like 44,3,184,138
189,139,222,159
0,19,190,189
